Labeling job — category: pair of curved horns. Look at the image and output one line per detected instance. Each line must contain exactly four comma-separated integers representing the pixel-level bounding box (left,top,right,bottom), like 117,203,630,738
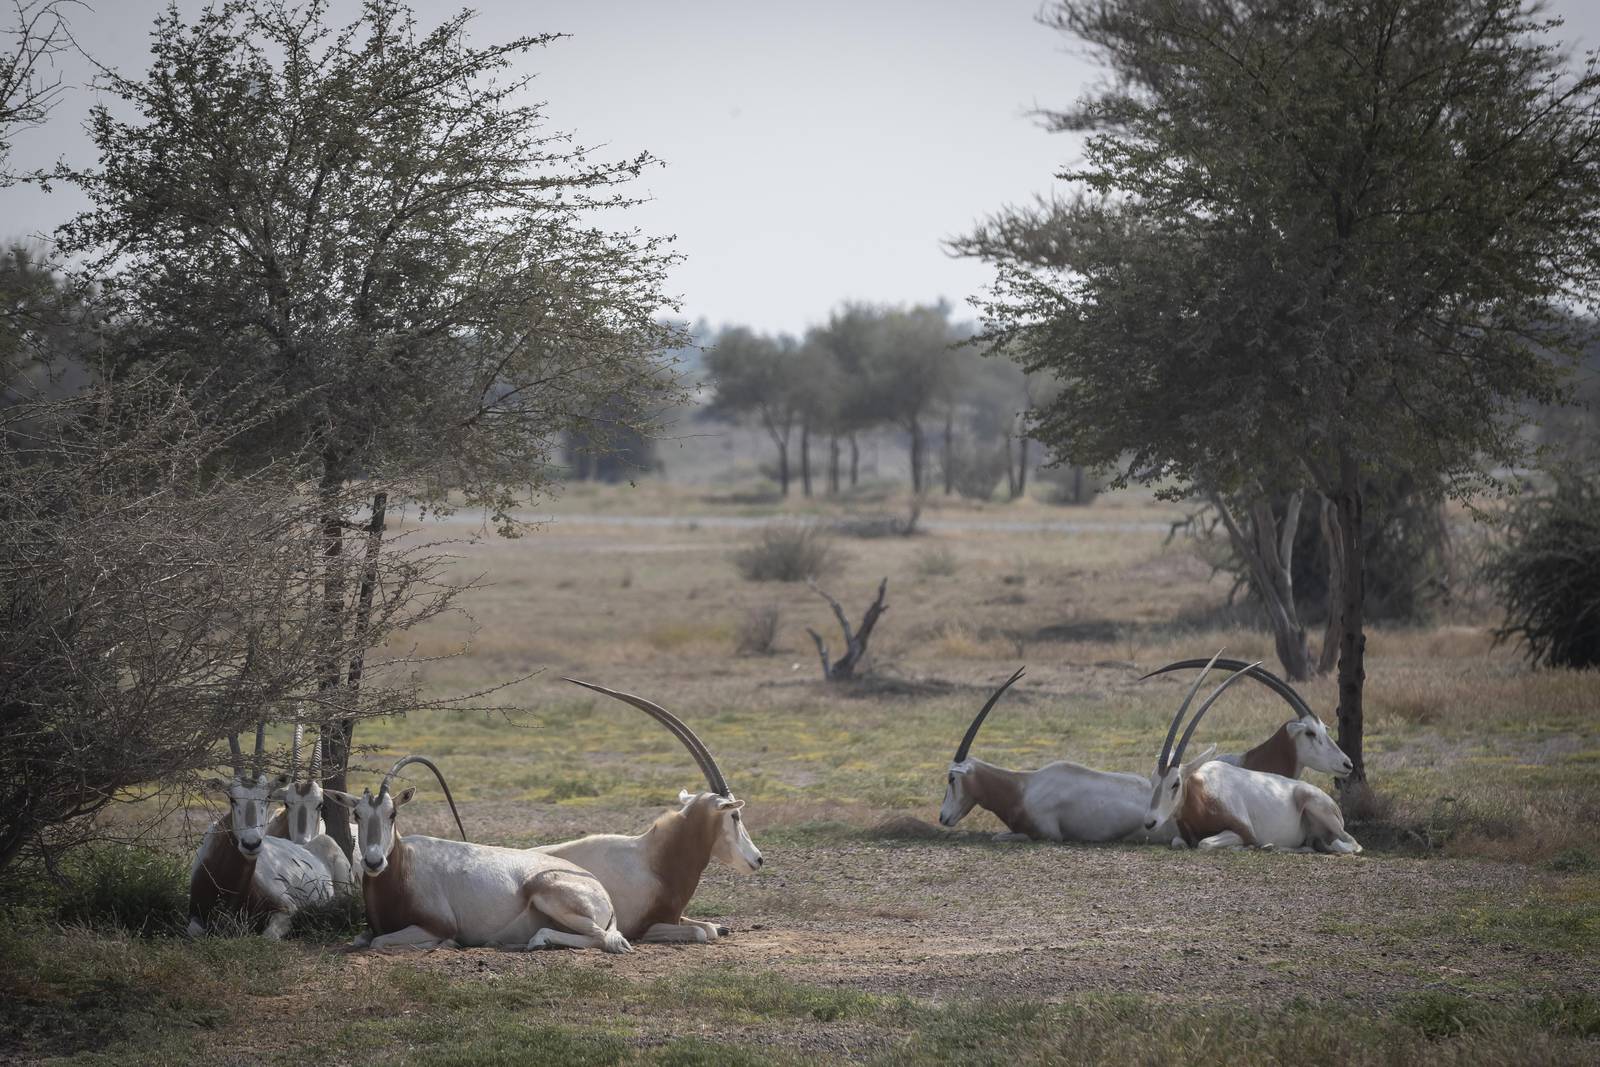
952,667,1027,764
563,678,730,797
378,755,468,841
288,722,325,782
225,722,267,778
1153,651,1263,773
1140,657,1316,721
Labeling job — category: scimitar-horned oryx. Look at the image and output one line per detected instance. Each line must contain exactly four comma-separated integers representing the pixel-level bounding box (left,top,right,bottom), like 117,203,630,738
187,724,334,939
938,660,1253,844
1144,658,1363,853
266,725,355,892
536,679,763,944
331,756,632,952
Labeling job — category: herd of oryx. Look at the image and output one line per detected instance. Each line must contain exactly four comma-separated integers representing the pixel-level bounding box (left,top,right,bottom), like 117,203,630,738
188,654,1359,953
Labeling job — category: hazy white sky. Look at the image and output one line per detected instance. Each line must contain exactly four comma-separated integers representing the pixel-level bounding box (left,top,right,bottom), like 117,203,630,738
6,1,1600,336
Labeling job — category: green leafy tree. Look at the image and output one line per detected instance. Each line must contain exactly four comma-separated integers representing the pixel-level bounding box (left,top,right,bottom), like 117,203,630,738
60,0,685,851
955,0,1600,782
703,327,807,495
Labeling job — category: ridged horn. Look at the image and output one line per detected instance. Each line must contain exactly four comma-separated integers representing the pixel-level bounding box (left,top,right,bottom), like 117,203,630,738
226,733,243,779
1140,657,1316,721
289,723,303,780
952,667,1027,764
253,721,266,775
1170,661,1264,768
1154,649,1225,773
562,678,729,797
309,736,322,780
379,755,467,841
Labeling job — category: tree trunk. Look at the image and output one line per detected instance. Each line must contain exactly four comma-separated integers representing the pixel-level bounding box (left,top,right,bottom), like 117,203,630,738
908,416,924,494
800,422,812,497
776,440,790,496
828,434,840,495
1333,449,1368,785
1004,434,1017,499
942,410,954,495
1016,435,1029,498
849,434,859,488
1212,491,1313,682
1317,493,1345,676
315,461,352,859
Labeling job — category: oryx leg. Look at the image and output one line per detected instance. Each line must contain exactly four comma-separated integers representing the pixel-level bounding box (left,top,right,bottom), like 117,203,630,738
991,831,1032,843
185,917,206,938
523,872,633,954
683,917,729,939
350,930,374,948
638,922,709,944
1196,830,1249,851
262,911,294,940
1302,798,1362,855
369,924,448,951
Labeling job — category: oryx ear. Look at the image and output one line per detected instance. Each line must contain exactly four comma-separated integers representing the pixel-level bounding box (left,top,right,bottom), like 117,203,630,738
1180,744,1218,774
678,788,695,805
716,797,745,811
325,790,361,809
393,787,416,808
950,760,973,776
1284,721,1310,738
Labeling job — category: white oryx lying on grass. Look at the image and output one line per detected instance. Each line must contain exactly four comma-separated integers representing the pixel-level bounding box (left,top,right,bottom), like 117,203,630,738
187,725,334,939
939,662,1248,844
266,726,356,893
1140,658,1353,781
1144,659,1363,854
535,679,764,945
331,756,632,953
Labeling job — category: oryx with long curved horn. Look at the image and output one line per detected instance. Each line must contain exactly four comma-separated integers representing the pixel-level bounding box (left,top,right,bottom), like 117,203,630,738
1143,657,1362,853
266,725,356,892
534,679,763,944
331,755,630,952
1140,658,1353,780
187,723,334,938
939,666,1185,844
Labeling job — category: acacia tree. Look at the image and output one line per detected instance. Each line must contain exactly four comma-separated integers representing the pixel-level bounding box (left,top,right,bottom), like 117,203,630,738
956,0,1600,782
703,327,806,494
60,0,684,853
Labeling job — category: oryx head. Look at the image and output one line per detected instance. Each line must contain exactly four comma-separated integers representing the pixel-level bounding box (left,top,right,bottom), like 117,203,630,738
212,723,278,858
564,678,763,874
1144,652,1258,830
940,667,1025,827
269,725,327,846
328,755,468,877
1141,656,1354,778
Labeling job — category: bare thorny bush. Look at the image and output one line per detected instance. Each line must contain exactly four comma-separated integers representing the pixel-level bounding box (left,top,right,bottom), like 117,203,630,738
0,374,496,874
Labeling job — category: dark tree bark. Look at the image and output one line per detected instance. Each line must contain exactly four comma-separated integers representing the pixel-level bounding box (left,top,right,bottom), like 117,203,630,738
1005,434,1017,499
805,578,889,681
316,460,352,858
908,416,924,494
775,440,790,496
1317,493,1345,676
1016,434,1029,498
848,434,860,488
1333,448,1367,785
800,421,813,497
827,434,840,495
942,410,954,495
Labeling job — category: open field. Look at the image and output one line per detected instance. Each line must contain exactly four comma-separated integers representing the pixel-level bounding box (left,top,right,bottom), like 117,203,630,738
4,485,1598,1064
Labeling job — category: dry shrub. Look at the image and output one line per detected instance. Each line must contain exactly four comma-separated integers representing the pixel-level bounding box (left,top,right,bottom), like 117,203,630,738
735,605,782,655
732,523,840,582
929,622,1019,660
1486,474,1600,669
912,544,958,578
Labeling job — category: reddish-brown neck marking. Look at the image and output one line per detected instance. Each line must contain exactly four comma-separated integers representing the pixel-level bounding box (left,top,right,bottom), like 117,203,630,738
188,814,261,921
1239,724,1299,779
639,799,720,929
966,762,1039,838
